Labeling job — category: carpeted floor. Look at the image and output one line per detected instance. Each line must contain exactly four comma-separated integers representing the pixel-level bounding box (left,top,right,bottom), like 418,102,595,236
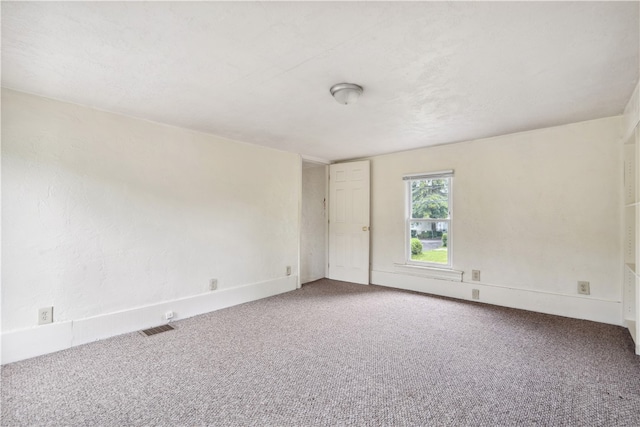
2,279,639,426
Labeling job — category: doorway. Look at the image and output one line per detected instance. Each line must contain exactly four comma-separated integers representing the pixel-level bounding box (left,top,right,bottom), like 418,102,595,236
300,161,328,284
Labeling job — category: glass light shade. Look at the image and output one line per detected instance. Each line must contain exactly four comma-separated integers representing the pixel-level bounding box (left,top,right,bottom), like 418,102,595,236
330,83,363,105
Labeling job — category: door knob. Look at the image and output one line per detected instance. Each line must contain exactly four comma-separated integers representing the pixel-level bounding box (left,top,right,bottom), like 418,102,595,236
362,226,370,231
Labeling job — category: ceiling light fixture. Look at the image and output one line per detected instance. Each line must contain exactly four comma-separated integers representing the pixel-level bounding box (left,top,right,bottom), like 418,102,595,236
330,83,363,105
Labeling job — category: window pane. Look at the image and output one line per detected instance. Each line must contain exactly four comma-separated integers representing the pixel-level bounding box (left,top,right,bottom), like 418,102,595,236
410,178,449,219
410,221,449,264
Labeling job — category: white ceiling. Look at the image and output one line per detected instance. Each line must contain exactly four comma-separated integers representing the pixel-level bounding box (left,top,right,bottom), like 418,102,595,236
2,2,638,162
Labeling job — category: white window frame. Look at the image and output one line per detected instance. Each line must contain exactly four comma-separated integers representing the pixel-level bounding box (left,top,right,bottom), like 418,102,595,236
404,171,453,269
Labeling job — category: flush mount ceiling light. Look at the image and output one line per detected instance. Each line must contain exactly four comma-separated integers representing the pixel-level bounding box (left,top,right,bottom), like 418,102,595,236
330,83,363,105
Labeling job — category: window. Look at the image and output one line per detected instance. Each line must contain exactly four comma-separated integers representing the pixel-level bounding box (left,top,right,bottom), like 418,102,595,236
404,170,453,267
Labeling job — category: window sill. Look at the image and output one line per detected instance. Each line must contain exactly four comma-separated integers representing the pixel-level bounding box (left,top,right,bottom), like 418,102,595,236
392,263,463,282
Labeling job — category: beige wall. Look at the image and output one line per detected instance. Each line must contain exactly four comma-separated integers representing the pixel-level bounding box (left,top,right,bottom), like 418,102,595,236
369,116,623,324
2,89,300,339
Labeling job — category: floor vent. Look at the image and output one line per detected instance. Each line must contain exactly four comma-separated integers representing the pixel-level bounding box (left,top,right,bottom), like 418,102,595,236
140,324,175,337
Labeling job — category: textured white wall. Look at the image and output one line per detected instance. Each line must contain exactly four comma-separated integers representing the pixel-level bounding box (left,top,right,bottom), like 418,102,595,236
301,165,327,284
1,89,300,333
370,117,623,319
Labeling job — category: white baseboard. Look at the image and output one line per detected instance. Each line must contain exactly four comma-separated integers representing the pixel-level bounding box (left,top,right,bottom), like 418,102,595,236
1,321,74,365
371,270,623,326
1,276,297,365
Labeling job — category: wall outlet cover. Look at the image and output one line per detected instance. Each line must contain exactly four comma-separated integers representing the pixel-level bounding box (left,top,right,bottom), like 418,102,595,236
472,289,480,300
38,307,53,325
286,266,292,276
472,270,481,281
209,279,218,291
578,281,590,295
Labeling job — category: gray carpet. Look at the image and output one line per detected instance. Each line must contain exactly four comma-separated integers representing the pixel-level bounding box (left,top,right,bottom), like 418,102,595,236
2,279,639,426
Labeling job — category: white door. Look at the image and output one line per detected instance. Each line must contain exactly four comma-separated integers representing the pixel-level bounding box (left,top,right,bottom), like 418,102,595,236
328,161,370,284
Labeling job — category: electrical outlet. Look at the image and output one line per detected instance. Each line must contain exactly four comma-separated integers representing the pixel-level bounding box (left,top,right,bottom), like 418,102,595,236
578,281,590,295
286,266,292,276
472,289,480,300
38,307,53,325
165,311,174,321
472,270,481,281
209,279,218,291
